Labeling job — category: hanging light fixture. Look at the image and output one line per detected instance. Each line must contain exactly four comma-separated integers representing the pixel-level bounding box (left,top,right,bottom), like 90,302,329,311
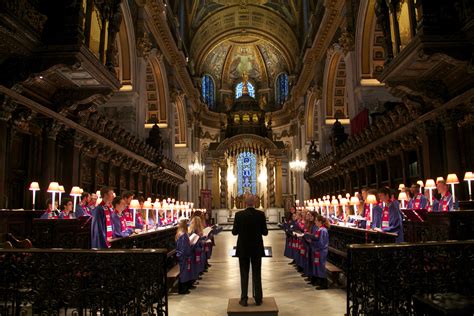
289,149,307,172
188,152,205,175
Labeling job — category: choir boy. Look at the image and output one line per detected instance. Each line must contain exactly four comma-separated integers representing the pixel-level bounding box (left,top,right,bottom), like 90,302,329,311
312,215,330,290
436,180,454,212
375,187,404,242
59,198,74,219
89,193,98,209
76,192,92,217
110,196,133,238
408,184,428,210
176,219,193,294
91,186,115,249
121,191,134,229
40,199,59,219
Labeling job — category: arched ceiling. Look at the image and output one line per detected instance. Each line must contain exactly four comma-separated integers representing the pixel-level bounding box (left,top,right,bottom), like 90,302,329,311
199,36,289,90
190,2,299,88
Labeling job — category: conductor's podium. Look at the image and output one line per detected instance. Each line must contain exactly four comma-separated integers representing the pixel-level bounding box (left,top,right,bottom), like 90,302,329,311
227,297,278,316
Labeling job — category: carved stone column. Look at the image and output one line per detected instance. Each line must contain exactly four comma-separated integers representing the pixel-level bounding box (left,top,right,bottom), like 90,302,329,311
275,159,283,207
441,112,462,176
220,161,227,208
41,121,62,202
267,159,275,207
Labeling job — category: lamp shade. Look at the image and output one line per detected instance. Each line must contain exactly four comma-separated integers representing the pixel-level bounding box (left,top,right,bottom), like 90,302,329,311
350,196,360,205
47,182,60,192
337,194,342,200
398,184,405,191
96,197,102,206
331,199,339,206
464,172,474,181
58,185,65,193
436,177,445,184
129,199,140,209
70,186,82,196
79,188,83,194
340,198,348,206
398,192,408,201
324,200,331,206
29,182,40,191
366,194,378,205
446,173,459,184
143,200,152,209
153,201,161,209
425,179,436,189
417,180,424,187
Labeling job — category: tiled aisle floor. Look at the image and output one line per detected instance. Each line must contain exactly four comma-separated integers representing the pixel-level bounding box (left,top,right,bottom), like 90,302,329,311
168,230,346,316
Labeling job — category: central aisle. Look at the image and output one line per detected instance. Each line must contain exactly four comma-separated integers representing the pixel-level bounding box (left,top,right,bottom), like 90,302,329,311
168,230,346,316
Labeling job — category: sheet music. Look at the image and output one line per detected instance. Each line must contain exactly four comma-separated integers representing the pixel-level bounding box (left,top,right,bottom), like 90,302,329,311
189,233,200,246
293,232,304,238
203,227,212,237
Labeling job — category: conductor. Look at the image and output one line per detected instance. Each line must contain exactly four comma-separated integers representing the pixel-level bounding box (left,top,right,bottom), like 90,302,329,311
232,195,268,307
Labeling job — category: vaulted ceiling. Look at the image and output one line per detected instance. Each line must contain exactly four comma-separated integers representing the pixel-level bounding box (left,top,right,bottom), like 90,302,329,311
188,1,300,90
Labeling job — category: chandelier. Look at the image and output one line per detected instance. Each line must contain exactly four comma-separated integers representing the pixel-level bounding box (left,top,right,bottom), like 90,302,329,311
188,152,205,175
289,149,307,172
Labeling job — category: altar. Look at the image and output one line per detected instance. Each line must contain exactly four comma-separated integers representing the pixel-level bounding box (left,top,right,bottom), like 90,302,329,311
212,207,283,225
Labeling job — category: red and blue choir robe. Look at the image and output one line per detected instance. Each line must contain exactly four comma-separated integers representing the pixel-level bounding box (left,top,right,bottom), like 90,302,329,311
111,211,133,238
427,198,439,212
295,221,305,268
310,225,329,278
123,207,134,229
91,202,113,249
176,232,194,283
40,208,59,219
436,192,454,212
407,193,428,210
75,203,92,217
283,221,295,259
358,203,371,229
135,212,145,229
381,200,404,242
303,224,318,277
59,211,72,219
190,237,205,280
371,203,384,229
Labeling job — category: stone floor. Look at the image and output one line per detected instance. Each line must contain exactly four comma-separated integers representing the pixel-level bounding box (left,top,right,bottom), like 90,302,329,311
168,230,346,316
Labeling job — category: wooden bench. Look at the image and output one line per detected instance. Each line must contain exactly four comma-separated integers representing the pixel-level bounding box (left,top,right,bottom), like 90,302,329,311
166,249,180,292
326,262,343,286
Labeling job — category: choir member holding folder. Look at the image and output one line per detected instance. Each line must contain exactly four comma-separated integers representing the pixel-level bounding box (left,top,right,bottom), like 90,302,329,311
374,187,404,242
176,219,193,294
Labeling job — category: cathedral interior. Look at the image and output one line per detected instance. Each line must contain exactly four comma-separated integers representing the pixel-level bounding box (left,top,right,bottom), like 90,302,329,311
0,0,473,315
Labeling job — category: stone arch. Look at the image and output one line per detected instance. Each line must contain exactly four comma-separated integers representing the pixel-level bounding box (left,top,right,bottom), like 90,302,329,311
116,1,137,88
323,49,348,119
146,56,170,126
355,0,385,81
305,89,321,143
174,96,187,147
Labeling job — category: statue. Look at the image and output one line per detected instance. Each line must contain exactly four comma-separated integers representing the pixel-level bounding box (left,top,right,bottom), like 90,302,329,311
146,123,164,153
258,94,267,110
307,140,320,161
241,71,249,95
332,118,348,147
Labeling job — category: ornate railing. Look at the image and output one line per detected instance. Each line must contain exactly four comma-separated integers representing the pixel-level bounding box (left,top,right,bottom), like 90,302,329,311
0,248,169,315
110,226,177,252
328,225,397,271
347,241,474,315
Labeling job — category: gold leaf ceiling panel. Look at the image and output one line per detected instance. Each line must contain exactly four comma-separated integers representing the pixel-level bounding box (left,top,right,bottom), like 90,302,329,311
191,4,298,74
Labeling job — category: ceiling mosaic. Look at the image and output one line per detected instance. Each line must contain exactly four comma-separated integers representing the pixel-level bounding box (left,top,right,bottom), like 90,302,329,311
200,37,289,89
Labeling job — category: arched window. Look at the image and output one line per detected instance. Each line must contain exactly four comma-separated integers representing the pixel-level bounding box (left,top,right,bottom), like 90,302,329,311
202,75,215,110
235,81,255,99
237,152,257,195
275,73,289,106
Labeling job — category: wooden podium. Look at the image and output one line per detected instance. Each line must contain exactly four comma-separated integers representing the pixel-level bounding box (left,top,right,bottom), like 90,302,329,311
227,297,278,316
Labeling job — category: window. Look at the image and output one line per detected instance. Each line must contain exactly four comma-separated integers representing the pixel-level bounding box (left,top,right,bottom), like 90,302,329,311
237,152,257,195
235,81,255,99
275,73,289,106
202,75,215,110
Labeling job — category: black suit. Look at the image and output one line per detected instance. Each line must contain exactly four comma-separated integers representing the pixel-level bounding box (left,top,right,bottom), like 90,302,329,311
232,207,268,301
